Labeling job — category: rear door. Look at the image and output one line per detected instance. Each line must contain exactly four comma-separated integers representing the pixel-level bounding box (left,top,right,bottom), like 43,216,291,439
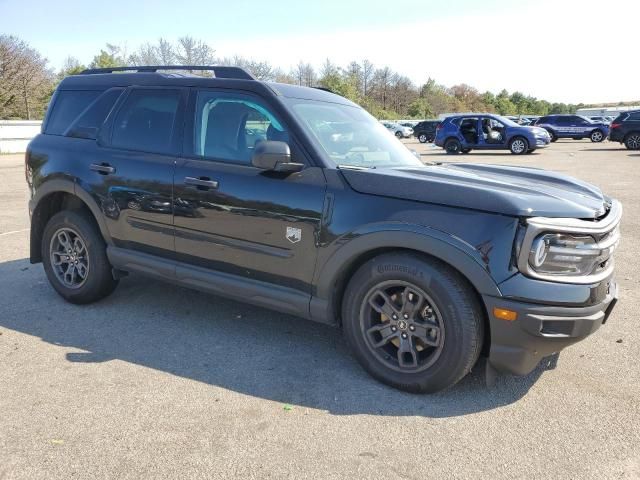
92,86,187,256
172,88,326,294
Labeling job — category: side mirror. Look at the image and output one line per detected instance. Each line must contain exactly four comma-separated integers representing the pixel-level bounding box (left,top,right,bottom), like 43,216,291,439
251,141,303,173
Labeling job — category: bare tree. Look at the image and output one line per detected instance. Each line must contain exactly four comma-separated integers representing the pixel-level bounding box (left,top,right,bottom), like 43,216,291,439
361,59,375,98
292,61,316,87
0,35,53,119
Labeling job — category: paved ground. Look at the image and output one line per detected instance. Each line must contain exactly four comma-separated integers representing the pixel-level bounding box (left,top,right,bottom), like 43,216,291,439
1,141,639,479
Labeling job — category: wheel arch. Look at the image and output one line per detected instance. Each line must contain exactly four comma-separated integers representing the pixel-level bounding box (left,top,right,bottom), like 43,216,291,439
30,179,111,263
311,228,500,354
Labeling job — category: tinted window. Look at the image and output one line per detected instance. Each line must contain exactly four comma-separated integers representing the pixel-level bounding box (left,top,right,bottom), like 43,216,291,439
111,89,180,153
194,91,289,165
46,90,101,135
627,112,640,121
65,88,124,139
555,117,571,125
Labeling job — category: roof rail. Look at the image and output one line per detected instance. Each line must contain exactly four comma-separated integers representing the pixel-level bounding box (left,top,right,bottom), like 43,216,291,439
79,65,255,80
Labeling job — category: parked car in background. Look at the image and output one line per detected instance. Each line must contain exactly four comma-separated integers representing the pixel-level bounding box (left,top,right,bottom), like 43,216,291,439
589,116,612,124
381,121,413,138
435,114,550,154
413,120,440,143
534,115,609,142
609,110,640,150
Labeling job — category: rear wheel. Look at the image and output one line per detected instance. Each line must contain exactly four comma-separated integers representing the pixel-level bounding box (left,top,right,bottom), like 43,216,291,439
42,210,118,304
625,133,640,150
509,136,528,154
590,129,605,142
444,138,462,154
418,133,428,143
342,253,484,393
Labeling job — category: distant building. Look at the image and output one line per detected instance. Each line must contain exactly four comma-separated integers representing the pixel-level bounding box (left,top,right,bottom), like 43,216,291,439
577,106,640,117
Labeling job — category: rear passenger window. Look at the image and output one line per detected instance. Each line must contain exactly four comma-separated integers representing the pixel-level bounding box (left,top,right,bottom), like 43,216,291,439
65,88,123,139
111,89,180,154
46,90,101,135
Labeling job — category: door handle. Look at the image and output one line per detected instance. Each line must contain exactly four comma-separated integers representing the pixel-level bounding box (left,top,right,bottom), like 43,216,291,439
90,163,116,175
184,176,219,189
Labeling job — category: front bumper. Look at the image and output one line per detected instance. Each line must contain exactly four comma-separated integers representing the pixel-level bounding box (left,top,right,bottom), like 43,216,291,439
483,280,618,375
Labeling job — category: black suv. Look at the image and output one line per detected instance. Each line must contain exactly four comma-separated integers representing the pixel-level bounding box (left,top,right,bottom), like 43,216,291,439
609,110,640,150
26,66,621,393
413,120,439,143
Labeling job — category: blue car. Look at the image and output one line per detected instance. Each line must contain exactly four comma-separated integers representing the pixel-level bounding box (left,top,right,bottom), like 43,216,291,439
435,114,551,155
534,114,609,143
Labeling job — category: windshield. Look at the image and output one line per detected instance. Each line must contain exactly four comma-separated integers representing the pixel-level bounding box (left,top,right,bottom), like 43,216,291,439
283,98,424,169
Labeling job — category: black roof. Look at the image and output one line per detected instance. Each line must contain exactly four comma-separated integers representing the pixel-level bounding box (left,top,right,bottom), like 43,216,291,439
59,65,356,106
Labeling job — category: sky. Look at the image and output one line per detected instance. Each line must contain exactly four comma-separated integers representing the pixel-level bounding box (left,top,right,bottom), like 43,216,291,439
1,0,638,104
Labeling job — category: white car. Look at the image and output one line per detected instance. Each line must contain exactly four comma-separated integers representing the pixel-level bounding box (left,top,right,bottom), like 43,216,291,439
381,121,413,138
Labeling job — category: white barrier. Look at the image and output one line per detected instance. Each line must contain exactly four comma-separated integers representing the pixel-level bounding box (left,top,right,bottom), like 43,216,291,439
0,120,42,154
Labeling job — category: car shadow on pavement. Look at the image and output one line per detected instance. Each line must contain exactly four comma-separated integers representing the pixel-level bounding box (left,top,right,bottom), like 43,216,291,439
0,258,556,418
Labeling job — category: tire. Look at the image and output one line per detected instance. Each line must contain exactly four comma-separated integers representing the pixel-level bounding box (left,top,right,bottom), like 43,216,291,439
444,138,462,154
590,129,605,143
546,129,557,142
418,133,428,143
342,253,484,393
461,148,471,154
395,131,403,139
509,136,528,155
624,132,640,150
42,210,118,304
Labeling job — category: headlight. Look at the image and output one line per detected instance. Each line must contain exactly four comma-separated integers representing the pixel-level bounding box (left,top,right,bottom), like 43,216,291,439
528,233,603,276
517,200,622,284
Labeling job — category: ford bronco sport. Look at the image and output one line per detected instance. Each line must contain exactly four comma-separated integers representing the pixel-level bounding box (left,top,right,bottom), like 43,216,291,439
26,66,621,393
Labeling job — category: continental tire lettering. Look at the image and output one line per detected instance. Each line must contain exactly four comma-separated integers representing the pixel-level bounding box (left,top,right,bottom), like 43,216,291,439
377,264,424,278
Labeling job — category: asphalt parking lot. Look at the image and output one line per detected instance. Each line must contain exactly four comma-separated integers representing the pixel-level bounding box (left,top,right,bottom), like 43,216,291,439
1,140,639,479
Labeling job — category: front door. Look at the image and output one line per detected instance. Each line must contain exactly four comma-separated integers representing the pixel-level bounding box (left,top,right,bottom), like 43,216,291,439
172,89,326,293
93,87,187,256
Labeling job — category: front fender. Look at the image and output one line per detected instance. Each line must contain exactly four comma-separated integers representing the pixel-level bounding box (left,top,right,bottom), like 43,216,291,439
310,223,503,324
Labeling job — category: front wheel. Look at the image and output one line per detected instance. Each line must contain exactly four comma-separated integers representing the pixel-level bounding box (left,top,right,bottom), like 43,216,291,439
546,129,557,142
444,138,462,154
342,253,484,393
509,136,528,154
395,131,403,139
418,133,428,143
625,133,640,150
42,210,118,304
590,129,605,142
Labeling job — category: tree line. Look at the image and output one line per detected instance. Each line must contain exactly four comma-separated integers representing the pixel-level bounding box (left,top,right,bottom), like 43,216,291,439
1,34,585,121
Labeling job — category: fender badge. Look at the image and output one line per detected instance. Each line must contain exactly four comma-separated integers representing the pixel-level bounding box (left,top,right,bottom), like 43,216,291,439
286,226,302,244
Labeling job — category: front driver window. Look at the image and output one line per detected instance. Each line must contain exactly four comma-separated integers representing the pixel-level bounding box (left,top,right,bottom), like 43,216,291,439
194,91,289,165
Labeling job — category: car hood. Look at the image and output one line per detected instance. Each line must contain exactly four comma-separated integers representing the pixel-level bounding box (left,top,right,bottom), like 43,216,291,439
340,163,608,218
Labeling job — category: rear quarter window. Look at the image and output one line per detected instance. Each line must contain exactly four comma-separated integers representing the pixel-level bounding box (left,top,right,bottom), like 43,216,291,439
65,88,124,139
45,90,102,135
627,112,640,121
